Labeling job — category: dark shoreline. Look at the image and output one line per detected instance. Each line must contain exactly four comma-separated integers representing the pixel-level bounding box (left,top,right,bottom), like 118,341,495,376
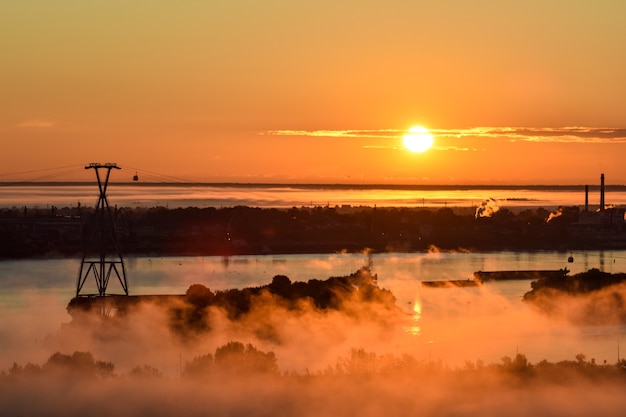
2,203,626,260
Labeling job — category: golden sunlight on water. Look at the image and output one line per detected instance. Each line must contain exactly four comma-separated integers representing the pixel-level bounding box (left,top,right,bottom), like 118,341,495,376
405,298,423,336
3,184,624,209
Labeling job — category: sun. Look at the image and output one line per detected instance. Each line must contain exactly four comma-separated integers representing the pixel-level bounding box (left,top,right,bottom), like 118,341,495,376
403,126,434,153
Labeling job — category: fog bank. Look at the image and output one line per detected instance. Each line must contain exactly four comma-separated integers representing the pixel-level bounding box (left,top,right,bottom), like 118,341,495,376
4,266,626,416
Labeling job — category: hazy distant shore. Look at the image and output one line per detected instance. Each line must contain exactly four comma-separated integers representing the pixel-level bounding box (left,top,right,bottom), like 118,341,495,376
0,182,621,210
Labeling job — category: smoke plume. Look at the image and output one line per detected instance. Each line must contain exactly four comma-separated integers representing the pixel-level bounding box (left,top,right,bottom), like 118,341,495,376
546,206,564,222
475,198,500,218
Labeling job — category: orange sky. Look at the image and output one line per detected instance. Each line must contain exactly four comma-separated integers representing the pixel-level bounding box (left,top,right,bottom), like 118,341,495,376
2,1,626,185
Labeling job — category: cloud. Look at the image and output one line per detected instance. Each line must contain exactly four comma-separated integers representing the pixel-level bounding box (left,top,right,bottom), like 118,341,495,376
262,129,400,139
262,127,626,147
435,126,626,144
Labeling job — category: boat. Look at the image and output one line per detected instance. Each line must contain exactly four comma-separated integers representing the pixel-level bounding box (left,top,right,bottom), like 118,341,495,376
421,279,480,288
473,269,569,283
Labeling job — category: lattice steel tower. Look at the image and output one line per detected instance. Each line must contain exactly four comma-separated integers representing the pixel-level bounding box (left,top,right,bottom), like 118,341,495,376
76,163,129,297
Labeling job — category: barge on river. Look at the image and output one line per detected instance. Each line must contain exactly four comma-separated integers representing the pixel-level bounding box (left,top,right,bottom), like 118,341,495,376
422,269,569,288
473,269,569,283
421,279,481,288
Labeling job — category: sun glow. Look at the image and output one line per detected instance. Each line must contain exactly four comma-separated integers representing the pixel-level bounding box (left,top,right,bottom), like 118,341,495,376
403,126,434,153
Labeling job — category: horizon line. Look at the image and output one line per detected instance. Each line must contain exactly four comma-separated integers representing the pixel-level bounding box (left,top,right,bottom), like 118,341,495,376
0,181,623,189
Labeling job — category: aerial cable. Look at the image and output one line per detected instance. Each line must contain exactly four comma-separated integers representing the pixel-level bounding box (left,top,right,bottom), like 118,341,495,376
567,250,626,262
0,164,85,179
119,165,196,184
28,167,89,182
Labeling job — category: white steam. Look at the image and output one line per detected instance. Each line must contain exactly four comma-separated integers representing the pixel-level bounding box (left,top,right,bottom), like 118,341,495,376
475,198,500,218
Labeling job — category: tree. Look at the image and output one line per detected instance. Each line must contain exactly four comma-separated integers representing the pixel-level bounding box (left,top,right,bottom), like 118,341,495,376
183,353,214,379
186,284,214,307
214,341,278,375
500,353,530,374
130,364,163,379
44,351,114,378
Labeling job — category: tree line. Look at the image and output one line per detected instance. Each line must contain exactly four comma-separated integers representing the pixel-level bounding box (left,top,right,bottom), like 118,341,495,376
6,345,626,382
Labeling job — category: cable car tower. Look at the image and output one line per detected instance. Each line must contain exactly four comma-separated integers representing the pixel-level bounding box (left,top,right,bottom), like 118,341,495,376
76,163,129,298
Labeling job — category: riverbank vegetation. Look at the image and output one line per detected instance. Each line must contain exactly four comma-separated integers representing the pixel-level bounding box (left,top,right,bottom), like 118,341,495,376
4,344,626,417
5,345,626,381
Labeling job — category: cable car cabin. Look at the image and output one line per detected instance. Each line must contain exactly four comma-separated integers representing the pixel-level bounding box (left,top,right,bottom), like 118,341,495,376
133,172,139,181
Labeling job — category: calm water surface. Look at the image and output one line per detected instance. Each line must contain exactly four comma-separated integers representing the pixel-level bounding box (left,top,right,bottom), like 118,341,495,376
2,250,612,299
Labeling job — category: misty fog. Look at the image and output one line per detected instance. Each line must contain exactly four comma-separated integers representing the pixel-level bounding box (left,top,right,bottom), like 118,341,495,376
3,253,626,416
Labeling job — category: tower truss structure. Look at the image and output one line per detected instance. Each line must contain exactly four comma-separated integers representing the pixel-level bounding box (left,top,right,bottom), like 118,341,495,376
76,163,129,297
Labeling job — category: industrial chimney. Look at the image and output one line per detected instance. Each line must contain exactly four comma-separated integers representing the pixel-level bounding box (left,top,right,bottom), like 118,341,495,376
585,185,589,212
600,173,605,212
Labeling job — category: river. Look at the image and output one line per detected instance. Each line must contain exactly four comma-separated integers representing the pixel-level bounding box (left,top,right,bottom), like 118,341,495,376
2,250,626,373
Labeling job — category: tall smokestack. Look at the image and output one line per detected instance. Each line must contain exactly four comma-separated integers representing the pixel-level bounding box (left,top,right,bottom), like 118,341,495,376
585,185,589,212
600,173,605,212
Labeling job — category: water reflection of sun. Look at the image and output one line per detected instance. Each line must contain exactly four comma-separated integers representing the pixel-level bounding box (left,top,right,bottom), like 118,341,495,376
405,299,422,336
